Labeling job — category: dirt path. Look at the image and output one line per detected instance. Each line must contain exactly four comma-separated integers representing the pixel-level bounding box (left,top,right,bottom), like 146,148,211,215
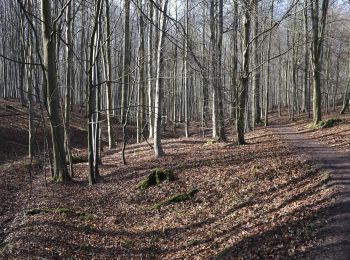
272,124,350,259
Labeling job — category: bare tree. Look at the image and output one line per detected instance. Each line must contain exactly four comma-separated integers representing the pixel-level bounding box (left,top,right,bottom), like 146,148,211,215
121,0,131,124
41,0,69,182
103,0,116,149
236,0,251,145
153,0,169,157
310,0,329,124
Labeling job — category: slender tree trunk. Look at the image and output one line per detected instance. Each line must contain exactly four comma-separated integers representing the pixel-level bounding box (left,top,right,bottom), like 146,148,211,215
302,0,309,113
26,0,34,158
121,0,131,124
137,0,146,143
65,1,74,177
237,0,251,145
103,0,116,149
184,0,189,138
252,0,261,126
153,0,168,157
264,0,274,126
147,2,154,139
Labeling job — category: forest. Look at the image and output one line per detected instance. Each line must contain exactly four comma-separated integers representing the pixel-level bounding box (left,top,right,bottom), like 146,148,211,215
1,0,350,258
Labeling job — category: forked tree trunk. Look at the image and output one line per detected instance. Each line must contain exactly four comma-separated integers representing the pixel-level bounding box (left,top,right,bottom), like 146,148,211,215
87,0,102,185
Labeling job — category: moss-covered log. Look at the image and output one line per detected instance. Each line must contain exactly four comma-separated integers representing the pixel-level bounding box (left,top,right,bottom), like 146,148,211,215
70,153,88,164
153,188,198,209
25,207,93,221
310,118,342,129
137,168,173,189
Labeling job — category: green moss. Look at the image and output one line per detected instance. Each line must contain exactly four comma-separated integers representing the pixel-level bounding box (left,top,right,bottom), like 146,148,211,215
309,118,342,129
26,208,43,215
26,207,70,215
251,164,261,171
78,224,94,233
70,153,88,164
0,243,13,256
214,247,231,259
52,175,64,183
204,139,216,145
121,239,134,249
78,212,94,221
187,239,200,247
137,168,173,189
25,207,93,221
320,172,331,186
53,207,72,214
231,194,243,206
153,188,198,209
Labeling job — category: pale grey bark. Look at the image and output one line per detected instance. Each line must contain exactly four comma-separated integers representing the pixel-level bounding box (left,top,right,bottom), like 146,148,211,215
64,1,73,177
153,0,168,157
103,0,116,149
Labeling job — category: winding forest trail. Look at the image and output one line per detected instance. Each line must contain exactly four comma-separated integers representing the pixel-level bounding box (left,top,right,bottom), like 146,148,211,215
271,124,350,259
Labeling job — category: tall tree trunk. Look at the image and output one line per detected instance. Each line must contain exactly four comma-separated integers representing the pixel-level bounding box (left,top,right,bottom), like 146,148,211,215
237,0,251,145
210,0,226,141
103,0,116,149
25,0,34,158
137,0,146,143
216,0,226,141
121,0,131,124
88,0,102,185
252,0,261,126
153,0,168,157
302,0,309,113
147,2,154,139
41,0,69,182
264,0,274,126
210,0,217,139
65,1,74,177
184,0,189,138
340,45,350,114
310,0,329,124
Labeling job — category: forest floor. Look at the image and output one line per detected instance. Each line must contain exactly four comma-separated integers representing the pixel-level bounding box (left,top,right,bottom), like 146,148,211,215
1,100,350,259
